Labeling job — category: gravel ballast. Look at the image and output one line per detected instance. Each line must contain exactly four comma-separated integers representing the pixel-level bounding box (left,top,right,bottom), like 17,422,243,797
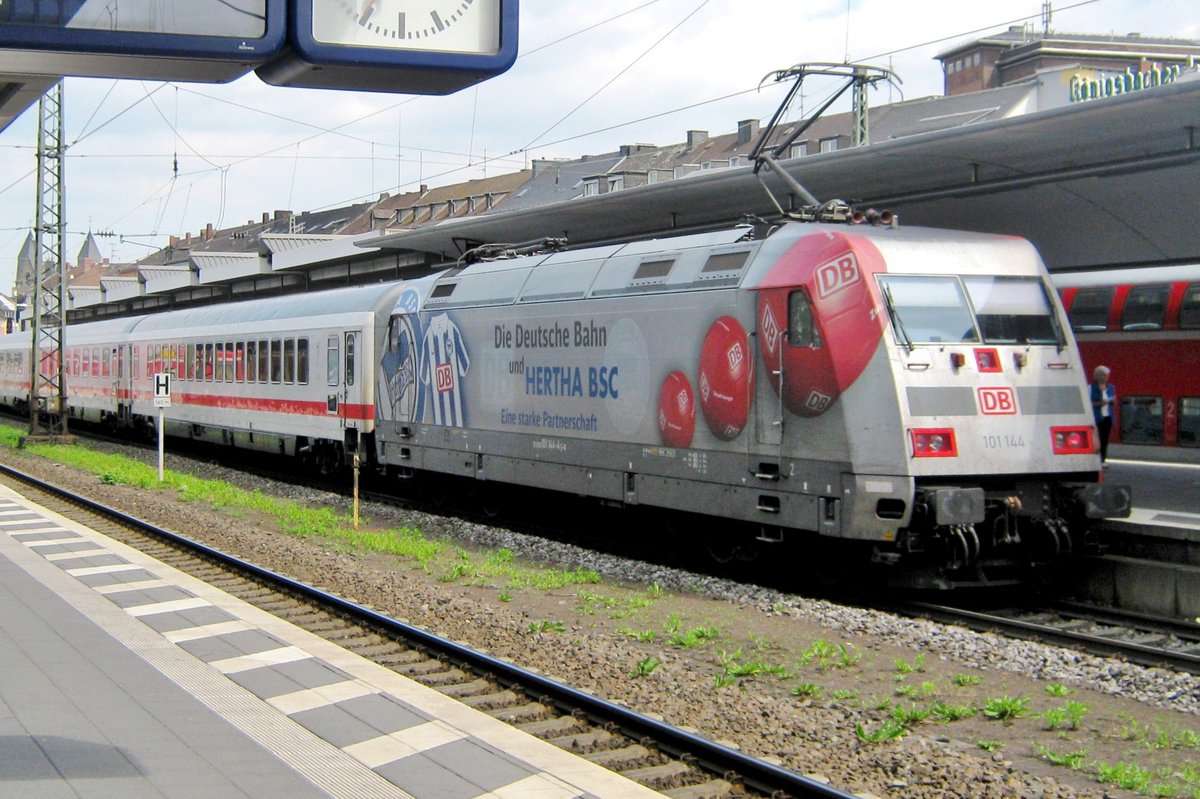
3,441,1197,799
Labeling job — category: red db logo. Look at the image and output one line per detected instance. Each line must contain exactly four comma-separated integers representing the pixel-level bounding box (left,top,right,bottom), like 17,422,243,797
978,387,1017,415
435,362,454,393
815,253,861,299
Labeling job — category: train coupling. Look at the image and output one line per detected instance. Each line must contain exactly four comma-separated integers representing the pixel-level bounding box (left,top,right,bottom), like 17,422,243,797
1075,482,1132,518
916,486,986,526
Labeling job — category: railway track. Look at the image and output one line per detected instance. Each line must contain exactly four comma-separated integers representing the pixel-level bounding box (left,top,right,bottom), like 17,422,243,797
900,598,1200,674
0,461,856,799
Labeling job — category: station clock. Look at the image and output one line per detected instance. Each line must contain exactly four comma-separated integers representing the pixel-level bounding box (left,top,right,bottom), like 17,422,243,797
256,0,519,95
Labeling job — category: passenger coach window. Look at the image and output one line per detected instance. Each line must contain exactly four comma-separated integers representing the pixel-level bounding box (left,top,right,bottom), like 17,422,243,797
297,339,309,384
1180,398,1200,447
284,339,296,383
1121,285,1169,331
235,343,246,382
258,339,268,382
788,290,817,347
963,276,1061,345
204,343,214,380
327,336,339,386
1179,284,1200,329
1120,396,1163,445
246,341,256,382
1067,288,1113,332
877,275,978,344
215,344,226,382
271,339,282,383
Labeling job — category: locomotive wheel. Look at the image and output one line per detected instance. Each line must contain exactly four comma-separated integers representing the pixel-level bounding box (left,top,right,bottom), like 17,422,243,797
703,527,757,565
475,484,506,519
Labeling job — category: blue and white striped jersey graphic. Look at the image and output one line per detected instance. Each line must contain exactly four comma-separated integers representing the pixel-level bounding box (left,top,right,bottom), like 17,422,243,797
419,313,471,427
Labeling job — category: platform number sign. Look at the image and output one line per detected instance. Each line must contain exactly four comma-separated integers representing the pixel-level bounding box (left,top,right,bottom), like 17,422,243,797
154,373,172,408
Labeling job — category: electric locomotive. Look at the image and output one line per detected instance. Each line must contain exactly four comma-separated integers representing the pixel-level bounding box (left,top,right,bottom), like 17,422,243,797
372,219,1131,587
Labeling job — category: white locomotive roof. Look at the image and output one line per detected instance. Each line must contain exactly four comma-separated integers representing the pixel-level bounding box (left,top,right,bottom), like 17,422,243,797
129,281,403,333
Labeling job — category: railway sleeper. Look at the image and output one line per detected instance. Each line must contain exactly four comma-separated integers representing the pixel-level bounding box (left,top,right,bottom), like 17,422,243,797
583,743,654,768
662,779,736,799
459,688,523,709
521,715,587,739
547,728,616,750
486,701,550,723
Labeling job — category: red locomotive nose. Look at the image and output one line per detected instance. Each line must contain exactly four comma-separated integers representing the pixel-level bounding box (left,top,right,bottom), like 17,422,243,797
757,233,887,417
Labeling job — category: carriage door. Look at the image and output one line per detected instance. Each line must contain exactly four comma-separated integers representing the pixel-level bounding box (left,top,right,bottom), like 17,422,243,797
341,331,362,428
116,344,132,424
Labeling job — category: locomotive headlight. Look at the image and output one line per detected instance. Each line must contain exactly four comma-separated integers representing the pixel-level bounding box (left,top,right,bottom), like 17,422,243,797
911,428,958,458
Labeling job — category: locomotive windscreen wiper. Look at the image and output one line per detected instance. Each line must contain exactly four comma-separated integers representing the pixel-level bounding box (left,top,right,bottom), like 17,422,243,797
881,283,914,351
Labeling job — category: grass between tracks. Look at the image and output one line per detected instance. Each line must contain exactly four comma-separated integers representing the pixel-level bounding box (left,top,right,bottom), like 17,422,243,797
0,424,598,592
5,424,1200,797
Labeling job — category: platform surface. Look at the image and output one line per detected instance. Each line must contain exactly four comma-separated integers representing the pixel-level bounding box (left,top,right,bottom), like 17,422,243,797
0,486,661,799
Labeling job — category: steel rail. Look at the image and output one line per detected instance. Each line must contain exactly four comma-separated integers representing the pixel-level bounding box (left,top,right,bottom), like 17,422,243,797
0,461,856,799
903,600,1200,674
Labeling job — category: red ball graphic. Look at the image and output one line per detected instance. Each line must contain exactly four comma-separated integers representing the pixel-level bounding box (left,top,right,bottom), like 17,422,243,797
657,370,695,448
698,316,753,440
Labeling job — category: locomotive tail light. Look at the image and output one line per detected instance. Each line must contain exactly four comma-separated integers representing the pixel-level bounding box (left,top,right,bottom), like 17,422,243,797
911,428,958,458
1051,425,1094,455
949,352,966,370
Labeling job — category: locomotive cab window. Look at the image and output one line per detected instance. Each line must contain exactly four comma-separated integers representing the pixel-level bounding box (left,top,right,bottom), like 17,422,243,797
1067,287,1113,332
877,275,979,344
1121,285,1169,331
962,276,1062,345
1178,284,1200,329
788,289,818,348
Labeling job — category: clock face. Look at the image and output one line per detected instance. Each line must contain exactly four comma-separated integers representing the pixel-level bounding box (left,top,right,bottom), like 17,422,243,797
311,0,501,54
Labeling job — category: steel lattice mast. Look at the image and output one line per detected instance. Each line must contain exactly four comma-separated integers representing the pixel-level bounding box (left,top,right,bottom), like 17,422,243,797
29,80,68,438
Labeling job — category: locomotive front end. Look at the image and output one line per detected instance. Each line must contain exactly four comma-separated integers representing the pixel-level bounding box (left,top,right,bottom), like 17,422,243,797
871,232,1131,585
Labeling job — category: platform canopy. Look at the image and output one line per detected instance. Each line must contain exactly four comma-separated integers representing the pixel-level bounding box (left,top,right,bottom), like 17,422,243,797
365,77,1200,273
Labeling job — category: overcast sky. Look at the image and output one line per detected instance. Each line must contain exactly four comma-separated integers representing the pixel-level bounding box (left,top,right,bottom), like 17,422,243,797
1,0,1196,291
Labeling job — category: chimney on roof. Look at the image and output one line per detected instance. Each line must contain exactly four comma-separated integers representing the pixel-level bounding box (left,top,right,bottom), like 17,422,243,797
737,119,760,145
377,192,390,201
273,210,292,221
419,184,428,193
204,223,214,240
169,235,179,247
262,212,270,224
687,130,708,149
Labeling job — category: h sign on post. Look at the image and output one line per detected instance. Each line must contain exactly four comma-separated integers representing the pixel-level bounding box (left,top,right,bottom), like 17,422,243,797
154,373,172,408
153,373,171,482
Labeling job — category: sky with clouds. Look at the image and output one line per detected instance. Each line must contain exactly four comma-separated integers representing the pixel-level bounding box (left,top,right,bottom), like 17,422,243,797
1,0,1196,291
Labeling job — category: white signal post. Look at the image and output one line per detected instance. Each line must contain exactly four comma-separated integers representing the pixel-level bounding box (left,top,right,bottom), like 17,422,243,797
153,373,171,481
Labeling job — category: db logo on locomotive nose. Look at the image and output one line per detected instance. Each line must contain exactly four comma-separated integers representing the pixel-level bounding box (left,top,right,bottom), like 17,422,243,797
978,386,1017,415
815,253,861,299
